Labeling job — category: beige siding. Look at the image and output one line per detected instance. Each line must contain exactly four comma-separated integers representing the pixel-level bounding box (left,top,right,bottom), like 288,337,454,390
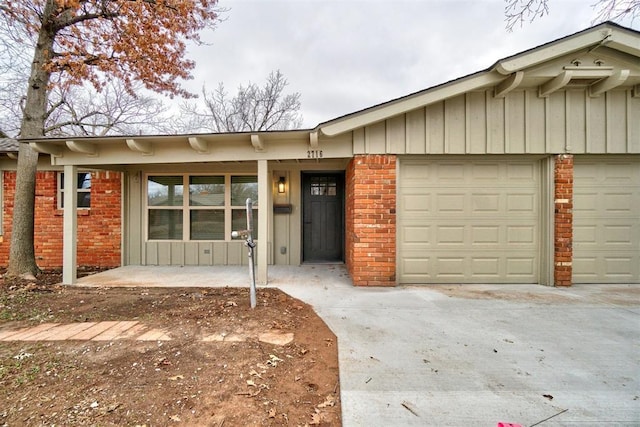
355,89,639,155
573,156,640,283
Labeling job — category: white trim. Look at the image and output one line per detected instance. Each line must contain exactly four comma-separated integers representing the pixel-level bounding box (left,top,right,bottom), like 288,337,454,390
62,165,78,285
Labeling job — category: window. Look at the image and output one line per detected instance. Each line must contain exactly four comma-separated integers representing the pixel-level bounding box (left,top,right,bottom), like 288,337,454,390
310,176,337,196
58,172,91,209
147,174,258,241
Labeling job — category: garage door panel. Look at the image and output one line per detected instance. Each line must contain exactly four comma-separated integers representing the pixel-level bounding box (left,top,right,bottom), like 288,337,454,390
507,193,537,212
507,226,536,244
573,157,640,284
402,194,431,212
399,158,540,284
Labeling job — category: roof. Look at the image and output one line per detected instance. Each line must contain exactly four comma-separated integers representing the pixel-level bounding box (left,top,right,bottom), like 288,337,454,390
317,21,640,136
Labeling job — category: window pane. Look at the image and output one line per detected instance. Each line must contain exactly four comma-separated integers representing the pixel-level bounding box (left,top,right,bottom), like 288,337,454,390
77,192,91,208
231,176,258,206
190,210,224,240
232,209,258,237
148,210,183,240
189,176,224,206
148,176,183,206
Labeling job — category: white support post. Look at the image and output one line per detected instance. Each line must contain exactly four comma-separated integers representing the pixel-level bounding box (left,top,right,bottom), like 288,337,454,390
257,160,268,284
62,165,78,285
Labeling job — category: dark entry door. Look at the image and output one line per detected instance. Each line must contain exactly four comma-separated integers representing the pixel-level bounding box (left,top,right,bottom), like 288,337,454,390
302,173,344,262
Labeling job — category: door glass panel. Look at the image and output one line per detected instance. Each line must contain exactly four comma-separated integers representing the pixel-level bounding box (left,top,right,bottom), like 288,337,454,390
310,176,337,196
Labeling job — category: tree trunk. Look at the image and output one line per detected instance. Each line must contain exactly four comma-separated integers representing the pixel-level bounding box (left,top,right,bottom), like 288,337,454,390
6,3,56,279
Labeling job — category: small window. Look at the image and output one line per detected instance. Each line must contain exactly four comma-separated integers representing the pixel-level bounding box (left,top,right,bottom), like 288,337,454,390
58,172,91,209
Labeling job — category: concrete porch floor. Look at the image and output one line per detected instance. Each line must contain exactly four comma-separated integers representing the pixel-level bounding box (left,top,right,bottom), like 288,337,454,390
76,264,352,288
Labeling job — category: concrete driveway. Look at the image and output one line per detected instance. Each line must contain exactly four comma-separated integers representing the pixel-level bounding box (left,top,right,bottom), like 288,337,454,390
79,265,639,426
276,267,640,426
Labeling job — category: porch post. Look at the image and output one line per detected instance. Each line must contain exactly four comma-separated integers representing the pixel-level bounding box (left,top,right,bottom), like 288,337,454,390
257,160,268,284
62,165,78,285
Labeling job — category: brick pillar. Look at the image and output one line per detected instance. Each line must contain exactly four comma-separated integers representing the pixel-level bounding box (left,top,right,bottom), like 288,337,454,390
345,154,396,286
554,155,573,286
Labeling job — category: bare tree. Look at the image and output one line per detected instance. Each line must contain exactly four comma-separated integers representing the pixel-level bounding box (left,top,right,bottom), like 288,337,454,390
45,82,172,137
505,0,640,31
1,81,172,138
181,70,303,133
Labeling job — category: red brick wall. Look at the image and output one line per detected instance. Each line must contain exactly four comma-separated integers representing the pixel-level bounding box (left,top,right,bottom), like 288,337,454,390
554,155,573,286
1,170,122,269
345,154,397,286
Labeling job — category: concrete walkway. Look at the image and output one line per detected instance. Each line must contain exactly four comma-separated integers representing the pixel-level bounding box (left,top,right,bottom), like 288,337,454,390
77,266,639,425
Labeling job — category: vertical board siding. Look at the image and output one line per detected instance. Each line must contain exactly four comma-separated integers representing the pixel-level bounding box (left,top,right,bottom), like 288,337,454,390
629,92,640,152
487,93,506,153
361,89,637,155
386,115,406,154
467,92,487,153
406,108,426,153
144,241,256,266
445,96,466,153
607,91,628,153
588,95,607,153
507,91,526,153
566,90,585,152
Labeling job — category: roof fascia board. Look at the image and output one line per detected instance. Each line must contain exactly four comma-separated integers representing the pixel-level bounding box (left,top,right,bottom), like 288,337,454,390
320,72,503,137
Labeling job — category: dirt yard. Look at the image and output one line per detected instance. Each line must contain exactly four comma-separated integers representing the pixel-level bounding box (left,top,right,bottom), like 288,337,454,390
0,270,341,426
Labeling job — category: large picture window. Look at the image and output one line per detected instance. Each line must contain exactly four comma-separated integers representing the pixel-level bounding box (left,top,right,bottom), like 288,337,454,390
147,174,258,241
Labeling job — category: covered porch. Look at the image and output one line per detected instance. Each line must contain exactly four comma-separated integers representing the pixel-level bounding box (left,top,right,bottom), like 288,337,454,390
26,130,353,285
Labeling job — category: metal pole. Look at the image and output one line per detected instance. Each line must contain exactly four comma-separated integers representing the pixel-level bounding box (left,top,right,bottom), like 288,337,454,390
246,198,257,309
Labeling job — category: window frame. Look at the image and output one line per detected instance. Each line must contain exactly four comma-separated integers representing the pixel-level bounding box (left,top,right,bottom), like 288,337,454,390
57,171,92,210
145,173,259,242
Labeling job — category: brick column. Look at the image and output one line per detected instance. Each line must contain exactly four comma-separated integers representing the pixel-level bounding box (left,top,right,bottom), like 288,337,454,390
554,155,573,286
345,154,396,286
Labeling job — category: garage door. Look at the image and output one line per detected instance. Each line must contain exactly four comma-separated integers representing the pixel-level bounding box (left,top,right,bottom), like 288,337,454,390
398,158,540,284
573,157,640,284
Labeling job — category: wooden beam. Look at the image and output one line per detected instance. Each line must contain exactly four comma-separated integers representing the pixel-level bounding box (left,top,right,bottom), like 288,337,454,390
589,69,630,97
250,134,264,152
30,142,63,157
309,131,319,148
6,152,17,160
494,71,524,98
188,137,209,154
66,140,97,156
539,70,573,98
126,138,153,155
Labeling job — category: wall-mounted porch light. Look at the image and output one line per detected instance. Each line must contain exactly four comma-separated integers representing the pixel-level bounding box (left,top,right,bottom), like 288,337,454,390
277,176,286,194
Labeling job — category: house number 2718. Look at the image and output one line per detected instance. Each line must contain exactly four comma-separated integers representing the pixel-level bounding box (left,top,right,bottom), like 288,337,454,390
307,150,323,158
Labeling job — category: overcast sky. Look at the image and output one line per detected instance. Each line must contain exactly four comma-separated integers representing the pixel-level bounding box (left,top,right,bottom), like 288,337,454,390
185,0,636,128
